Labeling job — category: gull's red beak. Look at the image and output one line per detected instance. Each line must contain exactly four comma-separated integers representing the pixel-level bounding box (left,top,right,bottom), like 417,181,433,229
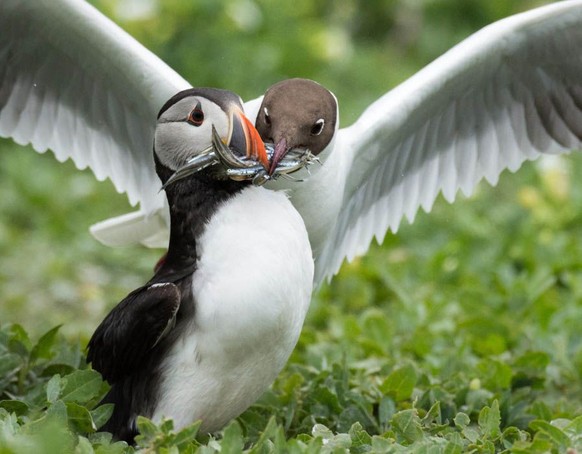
268,137,290,176
230,108,269,170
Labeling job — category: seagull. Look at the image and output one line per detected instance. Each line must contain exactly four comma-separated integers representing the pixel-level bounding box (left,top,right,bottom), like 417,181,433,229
82,0,582,284
1,0,582,287
87,87,314,442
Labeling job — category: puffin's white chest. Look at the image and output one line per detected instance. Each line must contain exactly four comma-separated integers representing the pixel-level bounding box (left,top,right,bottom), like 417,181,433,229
152,186,313,432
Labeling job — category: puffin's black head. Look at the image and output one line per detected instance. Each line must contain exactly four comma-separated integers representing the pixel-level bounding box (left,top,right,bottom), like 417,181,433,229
255,79,338,174
154,88,268,186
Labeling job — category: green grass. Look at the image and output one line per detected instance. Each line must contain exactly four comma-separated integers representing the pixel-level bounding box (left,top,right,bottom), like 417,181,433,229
1,141,582,452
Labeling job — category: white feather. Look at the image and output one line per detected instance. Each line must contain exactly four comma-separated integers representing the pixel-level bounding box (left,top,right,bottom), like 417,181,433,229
89,210,170,248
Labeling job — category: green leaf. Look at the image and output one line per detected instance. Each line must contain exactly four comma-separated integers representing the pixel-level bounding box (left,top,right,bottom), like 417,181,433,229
478,400,501,439
249,417,285,454
529,420,570,448
135,416,159,440
510,438,553,454
453,412,470,429
476,359,512,390
46,374,62,403
378,396,395,426
349,422,372,448
88,431,113,445
530,401,552,421
422,401,442,426
66,402,97,433
8,324,31,357
220,421,244,454
172,420,201,447
380,365,417,401
91,404,114,430
312,423,334,441
46,399,68,423
75,436,94,454
41,364,76,377
60,369,104,404
30,325,61,362
0,400,29,416
371,436,395,451
0,352,21,376
565,415,582,434
27,400,68,434
390,409,424,443
514,351,550,371
159,417,174,434
501,426,527,448
443,439,464,454
22,400,75,452
462,426,480,444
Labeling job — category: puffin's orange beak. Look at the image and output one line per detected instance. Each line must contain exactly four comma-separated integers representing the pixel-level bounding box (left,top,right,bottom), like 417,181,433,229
230,108,269,170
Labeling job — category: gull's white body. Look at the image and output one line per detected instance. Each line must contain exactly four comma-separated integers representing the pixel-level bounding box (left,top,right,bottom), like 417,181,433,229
1,0,582,285
153,186,313,432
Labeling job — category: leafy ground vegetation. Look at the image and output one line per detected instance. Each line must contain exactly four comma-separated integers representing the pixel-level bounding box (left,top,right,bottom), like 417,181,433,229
2,0,581,452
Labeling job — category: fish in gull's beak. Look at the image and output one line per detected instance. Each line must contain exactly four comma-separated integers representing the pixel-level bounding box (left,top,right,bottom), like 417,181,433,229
268,137,290,176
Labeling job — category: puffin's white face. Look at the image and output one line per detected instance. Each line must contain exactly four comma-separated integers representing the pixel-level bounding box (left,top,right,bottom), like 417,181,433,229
155,96,230,171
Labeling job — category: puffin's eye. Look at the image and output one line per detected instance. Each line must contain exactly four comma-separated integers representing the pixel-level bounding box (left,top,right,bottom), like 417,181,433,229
264,107,271,126
311,118,325,136
187,102,204,127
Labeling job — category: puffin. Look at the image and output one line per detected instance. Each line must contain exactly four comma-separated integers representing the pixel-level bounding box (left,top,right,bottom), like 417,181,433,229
86,87,314,442
1,0,582,286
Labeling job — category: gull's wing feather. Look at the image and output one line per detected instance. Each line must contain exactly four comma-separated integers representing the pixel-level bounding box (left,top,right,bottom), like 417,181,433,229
89,209,170,248
0,0,191,212
315,0,582,283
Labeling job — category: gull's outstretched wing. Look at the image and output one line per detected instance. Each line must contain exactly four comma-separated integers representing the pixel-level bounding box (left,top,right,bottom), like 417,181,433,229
315,0,582,283
0,0,191,213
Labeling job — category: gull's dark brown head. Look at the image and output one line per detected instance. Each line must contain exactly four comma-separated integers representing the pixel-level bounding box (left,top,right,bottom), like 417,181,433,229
255,79,337,174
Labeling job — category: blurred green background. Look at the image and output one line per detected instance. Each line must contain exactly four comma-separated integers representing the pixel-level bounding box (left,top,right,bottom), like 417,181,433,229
5,2,582,449
0,0,568,342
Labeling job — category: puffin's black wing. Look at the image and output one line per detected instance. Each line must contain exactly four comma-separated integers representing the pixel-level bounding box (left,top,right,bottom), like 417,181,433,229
87,283,181,384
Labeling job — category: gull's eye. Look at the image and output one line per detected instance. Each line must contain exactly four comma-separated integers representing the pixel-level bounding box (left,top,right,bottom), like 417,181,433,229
311,118,325,136
188,102,204,127
264,107,271,126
